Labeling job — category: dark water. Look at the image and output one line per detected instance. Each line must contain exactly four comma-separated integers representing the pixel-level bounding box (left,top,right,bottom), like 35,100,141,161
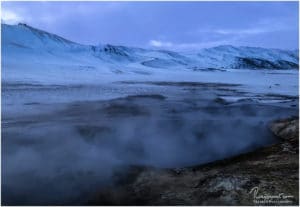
2,83,298,205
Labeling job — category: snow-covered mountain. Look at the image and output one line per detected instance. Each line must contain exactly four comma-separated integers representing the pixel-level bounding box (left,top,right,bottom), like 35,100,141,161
2,23,299,78
186,45,298,69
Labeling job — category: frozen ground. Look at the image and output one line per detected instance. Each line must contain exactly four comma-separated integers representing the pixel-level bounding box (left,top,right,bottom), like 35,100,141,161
2,68,298,117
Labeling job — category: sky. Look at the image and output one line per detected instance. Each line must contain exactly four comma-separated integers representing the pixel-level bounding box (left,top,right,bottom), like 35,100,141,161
1,1,299,51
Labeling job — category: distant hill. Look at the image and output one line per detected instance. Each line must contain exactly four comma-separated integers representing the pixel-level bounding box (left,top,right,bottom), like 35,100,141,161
2,23,299,82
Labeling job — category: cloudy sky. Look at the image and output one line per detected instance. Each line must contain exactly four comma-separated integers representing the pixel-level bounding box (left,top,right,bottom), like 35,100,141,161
1,1,299,51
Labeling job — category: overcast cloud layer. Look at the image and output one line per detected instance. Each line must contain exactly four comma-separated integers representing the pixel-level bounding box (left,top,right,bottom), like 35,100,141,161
1,1,299,51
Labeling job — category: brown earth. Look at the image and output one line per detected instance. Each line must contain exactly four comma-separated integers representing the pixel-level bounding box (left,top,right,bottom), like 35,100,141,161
90,117,299,206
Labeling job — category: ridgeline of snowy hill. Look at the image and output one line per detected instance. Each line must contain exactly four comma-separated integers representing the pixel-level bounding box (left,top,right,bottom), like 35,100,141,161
2,23,299,82
186,45,298,69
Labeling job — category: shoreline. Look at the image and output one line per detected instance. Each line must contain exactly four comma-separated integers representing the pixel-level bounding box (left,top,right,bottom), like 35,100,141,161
90,117,299,205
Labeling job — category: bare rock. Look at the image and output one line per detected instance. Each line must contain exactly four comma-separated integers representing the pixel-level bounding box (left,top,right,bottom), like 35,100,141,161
270,117,299,141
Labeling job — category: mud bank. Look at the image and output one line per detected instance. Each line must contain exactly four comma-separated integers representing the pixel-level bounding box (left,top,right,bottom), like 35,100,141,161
90,117,299,206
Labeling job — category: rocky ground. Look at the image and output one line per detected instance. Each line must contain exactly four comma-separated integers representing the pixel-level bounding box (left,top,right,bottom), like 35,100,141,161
90,117,299,206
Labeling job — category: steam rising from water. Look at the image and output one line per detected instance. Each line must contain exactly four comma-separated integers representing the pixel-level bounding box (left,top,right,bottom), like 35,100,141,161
2,84,298,205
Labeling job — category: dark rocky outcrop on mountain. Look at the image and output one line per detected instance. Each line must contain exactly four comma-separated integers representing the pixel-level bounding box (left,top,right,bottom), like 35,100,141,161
232,57,298,69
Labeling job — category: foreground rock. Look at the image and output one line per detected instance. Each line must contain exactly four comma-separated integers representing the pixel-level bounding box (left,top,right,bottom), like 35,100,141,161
90,117,299,205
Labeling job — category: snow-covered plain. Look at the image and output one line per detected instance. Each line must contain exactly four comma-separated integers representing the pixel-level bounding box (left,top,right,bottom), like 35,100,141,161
1,23,299,205
2,23,298,98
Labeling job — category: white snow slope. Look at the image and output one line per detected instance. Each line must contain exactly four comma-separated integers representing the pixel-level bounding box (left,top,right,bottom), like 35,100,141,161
1,23,299,85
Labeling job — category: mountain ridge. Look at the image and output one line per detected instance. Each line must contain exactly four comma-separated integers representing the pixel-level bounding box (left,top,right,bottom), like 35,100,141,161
2,23,299,70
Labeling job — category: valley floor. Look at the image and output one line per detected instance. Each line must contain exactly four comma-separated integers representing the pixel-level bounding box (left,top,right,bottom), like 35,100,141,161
1,69,299,205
